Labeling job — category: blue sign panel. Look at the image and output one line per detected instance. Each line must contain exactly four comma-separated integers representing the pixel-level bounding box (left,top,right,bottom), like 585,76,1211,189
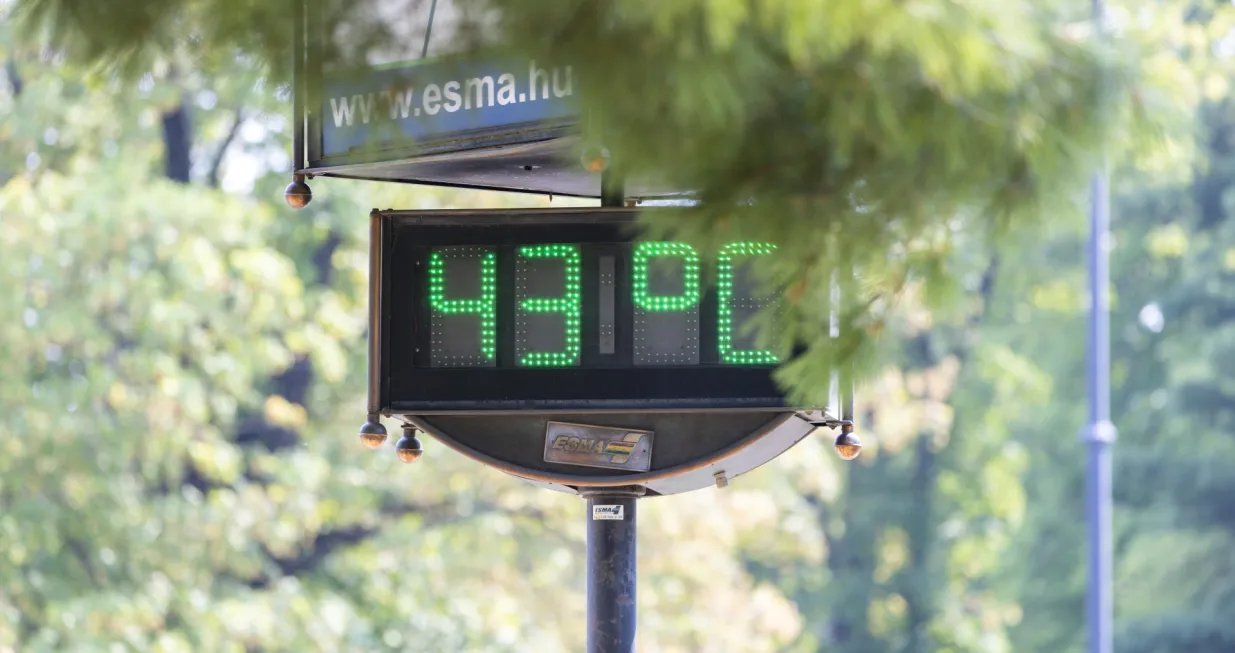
319,56,579,160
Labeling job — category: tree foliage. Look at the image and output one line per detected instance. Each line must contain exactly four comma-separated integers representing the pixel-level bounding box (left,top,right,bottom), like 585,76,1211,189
7,0,1162,402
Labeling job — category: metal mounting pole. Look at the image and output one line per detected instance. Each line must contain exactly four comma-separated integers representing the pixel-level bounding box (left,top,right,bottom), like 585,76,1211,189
601,169,624,208
1084,1,1116,652
291,0,304,173
594,164,635,652
583,486,643,653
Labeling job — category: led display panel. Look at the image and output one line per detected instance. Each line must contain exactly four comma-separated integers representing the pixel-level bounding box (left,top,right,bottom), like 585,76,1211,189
380,209,791,412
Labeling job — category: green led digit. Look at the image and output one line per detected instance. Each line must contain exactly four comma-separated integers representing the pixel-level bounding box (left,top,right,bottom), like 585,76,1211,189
718,241,780,365
516,244,582,367
428,248,497,362
632,242,700,312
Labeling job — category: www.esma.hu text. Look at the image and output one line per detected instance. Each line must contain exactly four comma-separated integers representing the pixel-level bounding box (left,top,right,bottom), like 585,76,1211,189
329,61,573,127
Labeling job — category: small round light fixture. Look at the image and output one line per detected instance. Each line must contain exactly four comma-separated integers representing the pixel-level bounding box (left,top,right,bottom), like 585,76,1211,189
395,426,424,463
359,417,388,449
579,145,610,174
833,425,862,461
284,174,312,209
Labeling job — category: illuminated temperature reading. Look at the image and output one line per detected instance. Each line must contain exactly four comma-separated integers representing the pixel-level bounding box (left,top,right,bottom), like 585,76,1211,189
515,244,582,367
423,241,781,368
428,247,497,367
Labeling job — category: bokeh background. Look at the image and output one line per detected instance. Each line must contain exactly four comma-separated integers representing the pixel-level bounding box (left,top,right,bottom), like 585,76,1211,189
4,2,1235,652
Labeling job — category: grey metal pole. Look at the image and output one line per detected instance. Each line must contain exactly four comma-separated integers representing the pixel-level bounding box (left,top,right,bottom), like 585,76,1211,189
588,169,634,653
601,169,624,208
1085,2,1117,652
583,487,643,653
291,0,304,172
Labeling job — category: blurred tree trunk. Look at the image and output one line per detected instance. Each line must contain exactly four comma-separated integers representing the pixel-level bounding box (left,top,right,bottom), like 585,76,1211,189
827,455,884,653
901,435,937,653
5,60,21,96
161,99,192,183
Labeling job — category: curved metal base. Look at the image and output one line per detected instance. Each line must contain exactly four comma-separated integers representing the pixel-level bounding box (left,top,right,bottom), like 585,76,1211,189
407,411,819,496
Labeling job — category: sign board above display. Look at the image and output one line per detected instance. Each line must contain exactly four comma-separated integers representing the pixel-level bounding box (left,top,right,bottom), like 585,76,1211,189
318,55,577,163
292,6,684,198
374,208,794,414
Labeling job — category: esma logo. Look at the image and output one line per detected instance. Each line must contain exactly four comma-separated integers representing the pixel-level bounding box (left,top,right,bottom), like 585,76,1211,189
592,505,625,521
